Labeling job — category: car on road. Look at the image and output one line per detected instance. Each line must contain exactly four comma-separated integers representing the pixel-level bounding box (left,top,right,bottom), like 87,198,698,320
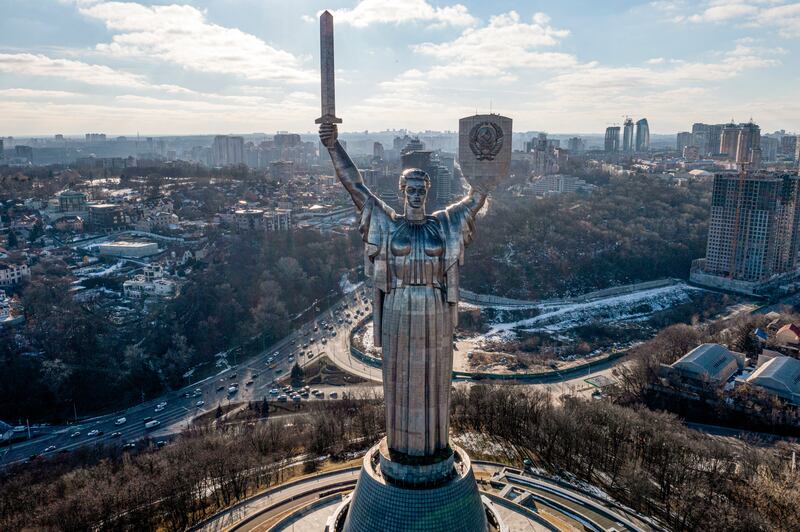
123,442,136,450
275,369,283,374
111,432,122,438
245,380,254,386
154,405,165,412
196,400,205,407
70,431,81,438
143,416,153,423
329,392,338,399
156,440,166,447
277,395,288,402
229,373,237,380
217,386,225,392
252,373,259,379
228,386,238,394
87,429,100,437
269,388,279,395
44,445,57,452
308,353,315,359
115,417,127,425
145,420,161,429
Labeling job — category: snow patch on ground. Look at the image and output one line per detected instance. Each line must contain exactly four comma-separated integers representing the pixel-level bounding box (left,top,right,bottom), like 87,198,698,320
339,274,359,294
482,282,704,340
74,260,124,278
453,431,512,457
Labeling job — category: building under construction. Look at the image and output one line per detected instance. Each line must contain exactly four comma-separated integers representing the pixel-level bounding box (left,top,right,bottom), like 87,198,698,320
691,171,800,295
604,126,620,152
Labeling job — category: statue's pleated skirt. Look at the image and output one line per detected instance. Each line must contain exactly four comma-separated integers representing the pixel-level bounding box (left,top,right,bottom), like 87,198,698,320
381,285,452,457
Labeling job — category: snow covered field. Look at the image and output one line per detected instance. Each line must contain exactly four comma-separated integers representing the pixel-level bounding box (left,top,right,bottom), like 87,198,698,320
480,282,705,340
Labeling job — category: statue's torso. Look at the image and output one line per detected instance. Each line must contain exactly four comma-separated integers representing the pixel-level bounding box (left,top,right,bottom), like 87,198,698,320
389,217,445,288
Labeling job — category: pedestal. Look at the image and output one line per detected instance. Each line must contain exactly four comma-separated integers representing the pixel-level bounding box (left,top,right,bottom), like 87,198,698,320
325,438,501,532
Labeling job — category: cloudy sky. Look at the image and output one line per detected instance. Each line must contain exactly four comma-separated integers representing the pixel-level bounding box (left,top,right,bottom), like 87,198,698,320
0,0,798,136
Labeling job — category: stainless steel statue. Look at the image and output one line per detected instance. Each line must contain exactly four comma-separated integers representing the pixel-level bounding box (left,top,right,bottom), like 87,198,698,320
317,11,499,458
318,12,511,531
320,124,494,457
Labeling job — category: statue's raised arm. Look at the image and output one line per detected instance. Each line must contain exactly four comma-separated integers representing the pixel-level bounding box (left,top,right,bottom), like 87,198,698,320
448,167,496,219
319,123,372,211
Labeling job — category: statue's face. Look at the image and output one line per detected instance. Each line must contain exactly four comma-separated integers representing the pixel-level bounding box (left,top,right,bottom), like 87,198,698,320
403,178,427,210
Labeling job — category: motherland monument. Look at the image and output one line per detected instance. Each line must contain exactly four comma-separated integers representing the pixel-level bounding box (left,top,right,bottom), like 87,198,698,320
316,11,511,531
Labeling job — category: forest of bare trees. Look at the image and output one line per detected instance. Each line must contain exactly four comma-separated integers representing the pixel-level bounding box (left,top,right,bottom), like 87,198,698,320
0,394,384,531
4,386,799,531
461,173,711,299
452,386,800,531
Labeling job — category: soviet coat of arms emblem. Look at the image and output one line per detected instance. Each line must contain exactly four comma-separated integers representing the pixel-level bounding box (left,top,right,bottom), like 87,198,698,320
468,121,504,161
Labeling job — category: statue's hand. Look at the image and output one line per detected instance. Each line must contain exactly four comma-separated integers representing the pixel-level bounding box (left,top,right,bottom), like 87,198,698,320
468,173,500,194
319,123,338,149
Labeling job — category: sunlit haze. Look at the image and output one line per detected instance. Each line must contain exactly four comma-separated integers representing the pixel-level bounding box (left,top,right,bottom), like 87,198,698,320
1,0,799,135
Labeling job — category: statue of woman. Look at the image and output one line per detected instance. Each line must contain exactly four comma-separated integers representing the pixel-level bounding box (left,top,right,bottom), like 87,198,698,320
320,123,494,458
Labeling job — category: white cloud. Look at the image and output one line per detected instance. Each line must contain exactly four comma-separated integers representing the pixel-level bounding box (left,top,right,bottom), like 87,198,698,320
0,52,148,87
0,88,81,99
688,4,758,22
324,0,476,28
412,11,575,79
79,1,314,82
682,1,800,38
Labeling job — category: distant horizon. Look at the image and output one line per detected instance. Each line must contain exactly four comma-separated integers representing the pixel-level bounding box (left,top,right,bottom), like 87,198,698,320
3,126,789,140
1,1,798,136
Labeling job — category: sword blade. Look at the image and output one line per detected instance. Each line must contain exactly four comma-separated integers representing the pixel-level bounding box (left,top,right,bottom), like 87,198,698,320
316,10,341,124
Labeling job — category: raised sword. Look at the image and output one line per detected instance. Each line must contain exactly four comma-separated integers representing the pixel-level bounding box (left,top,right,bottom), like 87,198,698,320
314,10,342,125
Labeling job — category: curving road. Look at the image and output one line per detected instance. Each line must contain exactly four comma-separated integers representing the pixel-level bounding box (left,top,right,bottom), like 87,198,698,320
1,286,376,467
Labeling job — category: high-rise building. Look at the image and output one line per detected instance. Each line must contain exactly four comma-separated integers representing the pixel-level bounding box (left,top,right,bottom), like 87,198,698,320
604,126,620,152
780,136,797,158
14,145,33,163
721,121,761,168
270,160,294,181
635,118,650,151
761,137,779,162
622,118,634,152
372,142,384,161
703,172,800,283
212,135,245,166
692,123,724,156
567,137,584,153
677,132,693,152
401,137,424,155
85,133,107,143
720,122,740,159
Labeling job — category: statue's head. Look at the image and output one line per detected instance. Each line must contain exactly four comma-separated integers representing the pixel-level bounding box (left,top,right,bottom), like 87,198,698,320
399,168,430,213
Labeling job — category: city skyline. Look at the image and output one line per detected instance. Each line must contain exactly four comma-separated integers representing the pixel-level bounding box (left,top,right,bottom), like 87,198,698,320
1,0,799,135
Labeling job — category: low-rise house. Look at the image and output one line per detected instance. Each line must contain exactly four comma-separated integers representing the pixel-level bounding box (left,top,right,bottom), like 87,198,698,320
98,241,159,258
660,343,745,389
775,323,800,345
745,355,800,405
0,261,30,287
123,275,176,299
54,216,84,232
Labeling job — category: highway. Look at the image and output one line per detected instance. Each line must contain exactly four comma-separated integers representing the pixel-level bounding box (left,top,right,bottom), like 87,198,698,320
0,286,375,467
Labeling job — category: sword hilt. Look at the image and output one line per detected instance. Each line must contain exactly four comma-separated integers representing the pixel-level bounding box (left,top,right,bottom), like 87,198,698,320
315,114,342,125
